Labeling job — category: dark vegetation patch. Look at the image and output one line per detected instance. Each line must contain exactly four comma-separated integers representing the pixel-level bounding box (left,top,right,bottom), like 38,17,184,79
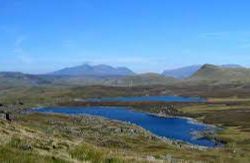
2,83,250,114
202,109,250,131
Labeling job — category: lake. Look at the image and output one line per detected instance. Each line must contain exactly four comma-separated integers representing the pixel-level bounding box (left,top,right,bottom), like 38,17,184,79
34,106,218,147
78,96,206,102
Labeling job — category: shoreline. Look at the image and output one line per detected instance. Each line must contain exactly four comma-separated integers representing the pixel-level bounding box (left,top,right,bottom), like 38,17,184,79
28,105,222,149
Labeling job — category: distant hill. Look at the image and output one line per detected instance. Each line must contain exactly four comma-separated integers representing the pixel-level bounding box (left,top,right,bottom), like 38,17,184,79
56,73,176,87
1,63,248,88
162,64,244,79
220,64,243,68
188,64,250,84
51,64,135,76
0,72,175,88
0,72,52,88
162,65,201,79
0,72,120,88
114,73,177,86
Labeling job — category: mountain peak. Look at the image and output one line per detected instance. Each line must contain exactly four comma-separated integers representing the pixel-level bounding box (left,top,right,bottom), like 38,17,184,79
200,64,218,70
51,64,135,76
162,65,202,79
189,63,250,84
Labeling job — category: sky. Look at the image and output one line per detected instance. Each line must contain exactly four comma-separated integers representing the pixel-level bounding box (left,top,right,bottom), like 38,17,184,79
1,0,250,74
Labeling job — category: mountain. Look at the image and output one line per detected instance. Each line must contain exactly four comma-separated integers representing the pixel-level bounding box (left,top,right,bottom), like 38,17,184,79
162,65,202,79
51,64,135,76
188,64,250,84
162,64,244,79
1,64,248,88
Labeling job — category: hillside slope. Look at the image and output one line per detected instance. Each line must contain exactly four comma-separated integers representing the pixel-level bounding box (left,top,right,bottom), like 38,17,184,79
114,73,177,86
162,64,243,79
0,72,52,89
188,64,250,84
162,65,202,79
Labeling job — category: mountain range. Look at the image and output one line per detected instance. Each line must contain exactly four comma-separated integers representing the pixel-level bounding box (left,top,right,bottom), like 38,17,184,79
51,64,135,76
51,63,244,79
1,64,249,87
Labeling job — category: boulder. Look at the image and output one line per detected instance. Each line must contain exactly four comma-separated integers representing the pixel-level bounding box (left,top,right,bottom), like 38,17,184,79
0,112,13,121
6,113,12,121
0,113,5,120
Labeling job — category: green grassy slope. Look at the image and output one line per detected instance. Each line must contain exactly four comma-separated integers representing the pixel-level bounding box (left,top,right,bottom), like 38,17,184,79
114,73,176,86
0,72,175,88
188,64,250,84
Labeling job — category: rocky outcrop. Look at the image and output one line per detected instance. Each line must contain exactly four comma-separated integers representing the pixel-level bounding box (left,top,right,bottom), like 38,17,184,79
151,104,179,116
0,111,13,121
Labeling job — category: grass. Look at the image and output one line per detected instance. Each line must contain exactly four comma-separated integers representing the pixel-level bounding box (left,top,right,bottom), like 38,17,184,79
0,114,167,162
3,83,250,110
1,85,250,162
0,112,239,162
0,147,68,163
178,101,250,162
69,143,125,163
178,102,250,130
2,110,250,162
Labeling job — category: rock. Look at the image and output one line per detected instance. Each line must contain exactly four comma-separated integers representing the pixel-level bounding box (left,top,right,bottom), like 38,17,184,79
52,145,57,149
0,113,5,120
164,154,172,162
146,156,155,161
129,129,135,134
23,144,32,151
0,112,13,121
114,128,122,133
17,100,24,105
6,113,12,121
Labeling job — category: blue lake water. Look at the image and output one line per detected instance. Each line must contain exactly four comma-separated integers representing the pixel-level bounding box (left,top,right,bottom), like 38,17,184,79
79,96,206,102
34,106,217,147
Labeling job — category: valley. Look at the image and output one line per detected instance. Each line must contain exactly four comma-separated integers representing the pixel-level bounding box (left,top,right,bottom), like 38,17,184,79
1,64,250,162
2,1,250,162
1,81,250,162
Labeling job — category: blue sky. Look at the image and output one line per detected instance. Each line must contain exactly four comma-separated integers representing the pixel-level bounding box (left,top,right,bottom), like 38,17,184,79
1,0,250,73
